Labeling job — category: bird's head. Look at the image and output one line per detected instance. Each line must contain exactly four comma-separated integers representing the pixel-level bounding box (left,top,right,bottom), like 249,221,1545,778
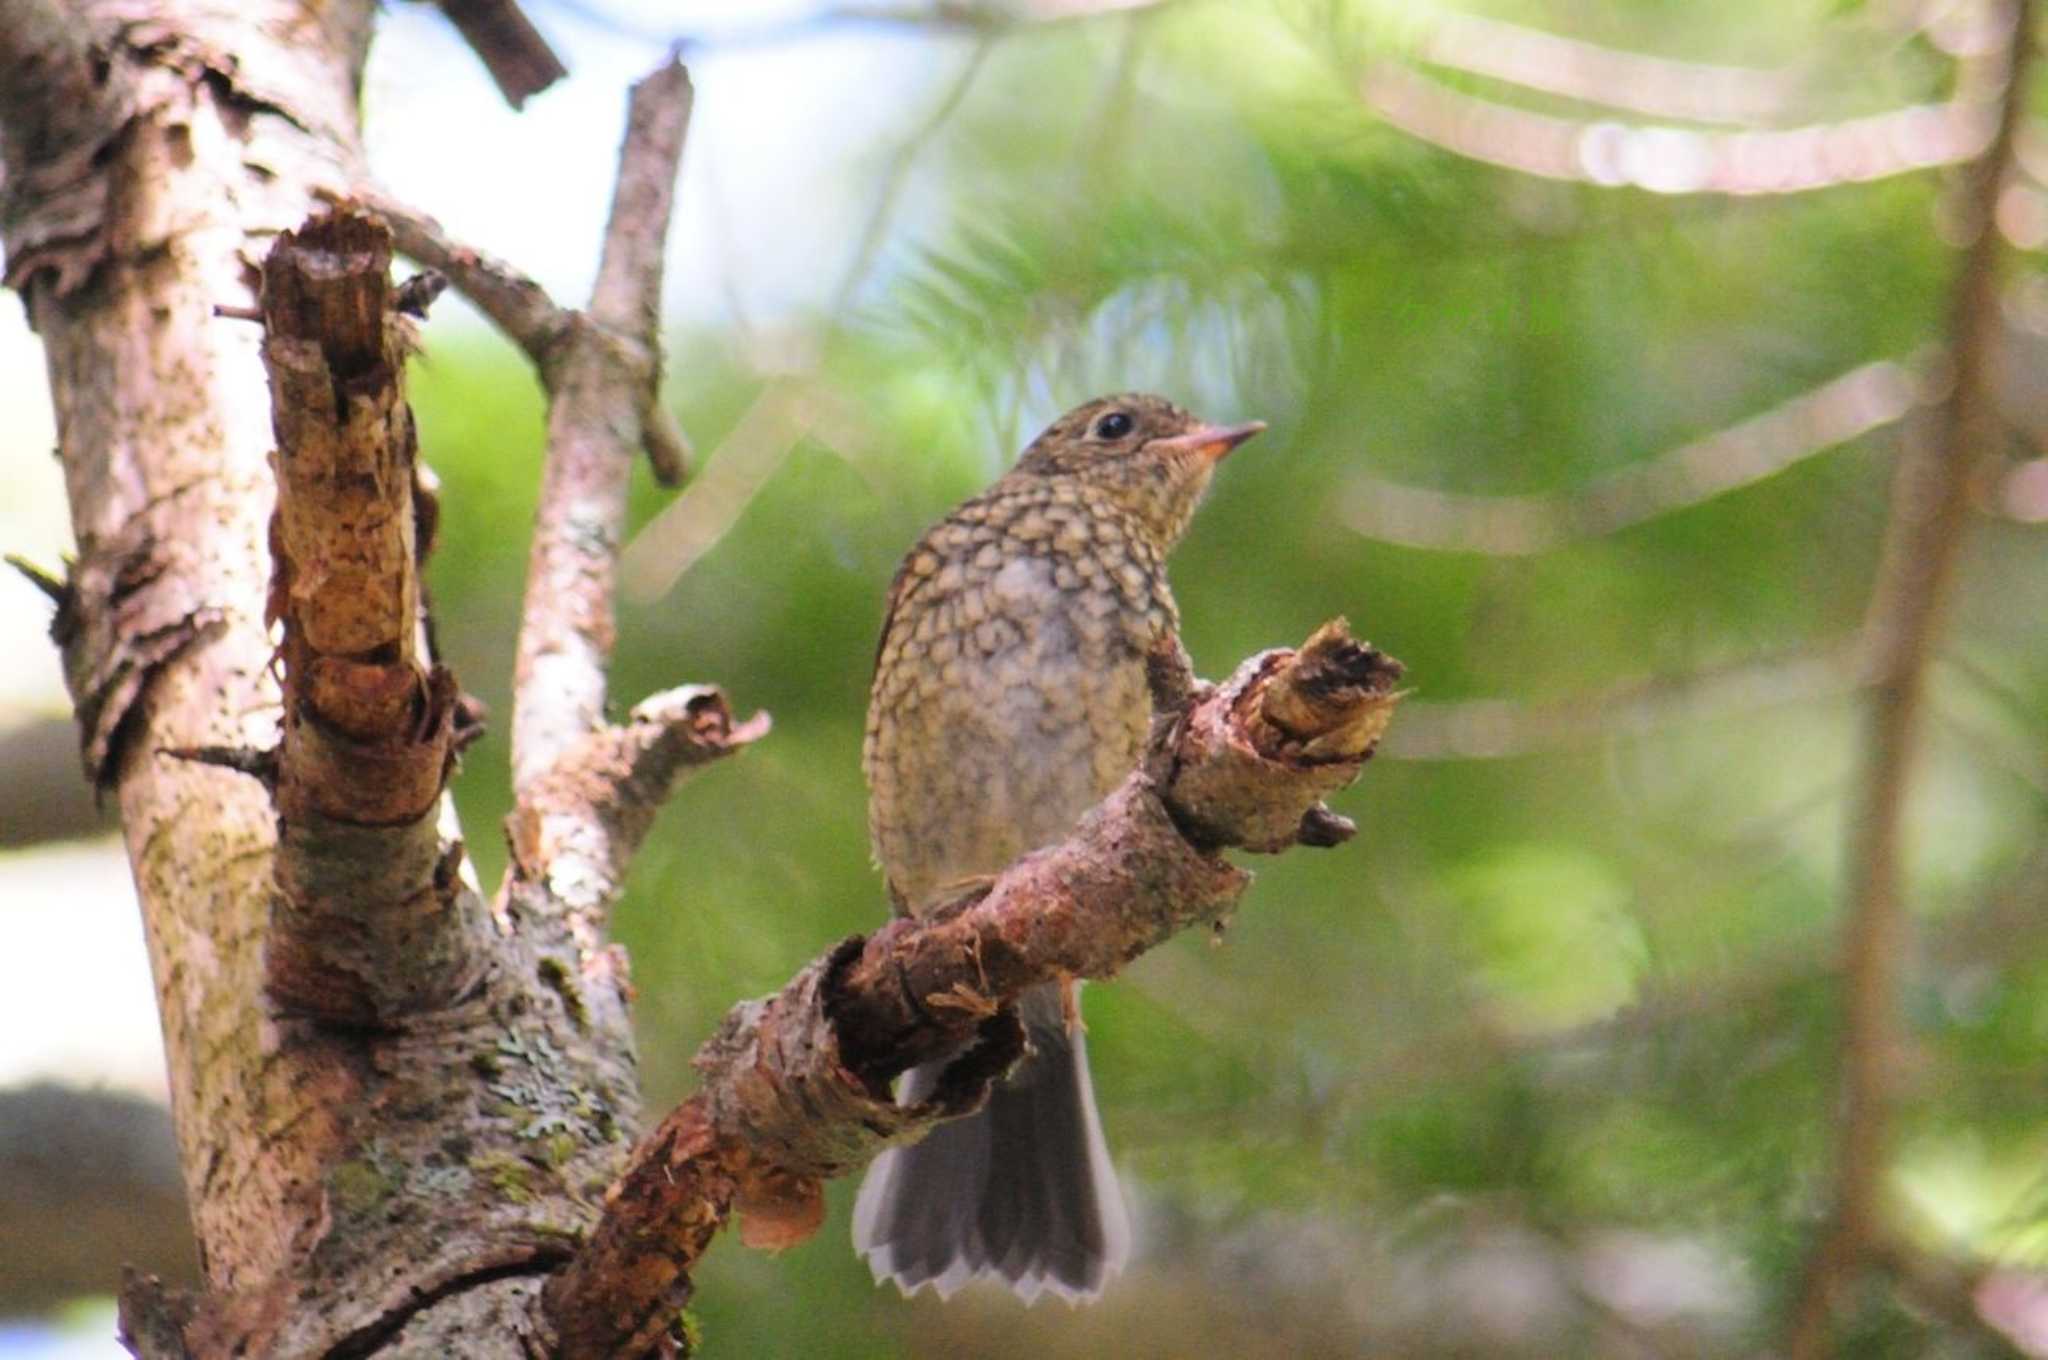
1013,393,1264,549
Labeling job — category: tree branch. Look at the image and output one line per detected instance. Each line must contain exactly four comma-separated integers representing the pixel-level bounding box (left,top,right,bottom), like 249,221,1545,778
540,620,1403,1359
434,0,567,109
1785,2,2038,1352
511,58,697,797
350,186,572,364
342,184,694,486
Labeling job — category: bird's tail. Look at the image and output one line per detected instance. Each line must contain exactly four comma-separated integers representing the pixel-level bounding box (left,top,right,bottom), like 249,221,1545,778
851,984,1130,1303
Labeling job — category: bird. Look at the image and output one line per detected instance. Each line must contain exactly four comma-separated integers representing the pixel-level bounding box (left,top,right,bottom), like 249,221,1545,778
852,392,1264,1304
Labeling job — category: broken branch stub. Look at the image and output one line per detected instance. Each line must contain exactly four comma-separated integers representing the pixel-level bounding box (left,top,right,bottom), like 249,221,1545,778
1162,615,1404,852
257,207,489,1022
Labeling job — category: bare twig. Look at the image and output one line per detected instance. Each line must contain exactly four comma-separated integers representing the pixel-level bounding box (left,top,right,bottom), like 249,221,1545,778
350,192,691,490
4,552,68,606
539,622,1403,1359
1340,360,1921,555
435,0,567,108
1362,60,1996,196
346,186,572,364
1785,3,2037,1353
506,686,770,963
511,59,695,794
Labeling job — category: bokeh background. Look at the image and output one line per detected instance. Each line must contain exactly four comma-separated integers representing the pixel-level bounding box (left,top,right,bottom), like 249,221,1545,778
6,0,2048,1355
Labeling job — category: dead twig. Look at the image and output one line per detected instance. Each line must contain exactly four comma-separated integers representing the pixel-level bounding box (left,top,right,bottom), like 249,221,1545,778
434,0,566,109
510,57,696,796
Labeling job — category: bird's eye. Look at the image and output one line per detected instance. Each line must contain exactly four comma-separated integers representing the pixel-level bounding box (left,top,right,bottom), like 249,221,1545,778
1093,411,1135,440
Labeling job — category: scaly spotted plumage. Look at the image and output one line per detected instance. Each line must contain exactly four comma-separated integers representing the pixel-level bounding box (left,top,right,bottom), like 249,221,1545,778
853,393,1264,1304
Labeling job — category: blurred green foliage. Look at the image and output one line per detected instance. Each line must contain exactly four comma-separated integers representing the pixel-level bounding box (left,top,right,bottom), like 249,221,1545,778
406,1,2048,1353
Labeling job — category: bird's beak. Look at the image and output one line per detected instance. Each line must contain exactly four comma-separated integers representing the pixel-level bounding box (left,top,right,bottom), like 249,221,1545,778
1150,420,1267,462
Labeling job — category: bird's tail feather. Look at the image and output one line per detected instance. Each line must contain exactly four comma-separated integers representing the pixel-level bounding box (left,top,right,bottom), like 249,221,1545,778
851,984,1129,1303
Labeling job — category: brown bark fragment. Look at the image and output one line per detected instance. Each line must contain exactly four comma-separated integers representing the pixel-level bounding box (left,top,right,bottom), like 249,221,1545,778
254,207,492,1024
26,513,233,791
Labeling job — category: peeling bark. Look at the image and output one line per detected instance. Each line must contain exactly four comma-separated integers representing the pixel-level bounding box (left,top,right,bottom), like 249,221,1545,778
258,208,490,1024
0,9,742,1358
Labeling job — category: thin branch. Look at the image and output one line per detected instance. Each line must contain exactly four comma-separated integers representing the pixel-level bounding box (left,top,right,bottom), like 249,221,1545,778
511,59,695,796
4,552,68,606
1410,7,1806,127
1785,3,2037,1353
349,193,690,483
345,186,571,365
540,622,1404,1359
1362,60,1997,196
434,0,567,109
1383,636,1870,761
505,686,770,963
1340,360,1921,556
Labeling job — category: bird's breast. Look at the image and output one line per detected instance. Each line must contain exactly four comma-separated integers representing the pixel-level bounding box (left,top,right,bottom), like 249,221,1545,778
865,526,1169,913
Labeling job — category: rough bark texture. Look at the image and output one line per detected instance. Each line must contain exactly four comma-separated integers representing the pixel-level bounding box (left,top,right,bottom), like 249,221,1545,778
0,11,748,1358
258,208,491,1024
1,0,381,1317
542,622,1404,1360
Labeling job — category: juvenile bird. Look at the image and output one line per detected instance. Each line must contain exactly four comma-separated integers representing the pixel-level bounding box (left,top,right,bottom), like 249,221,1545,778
853,393,1264,1303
